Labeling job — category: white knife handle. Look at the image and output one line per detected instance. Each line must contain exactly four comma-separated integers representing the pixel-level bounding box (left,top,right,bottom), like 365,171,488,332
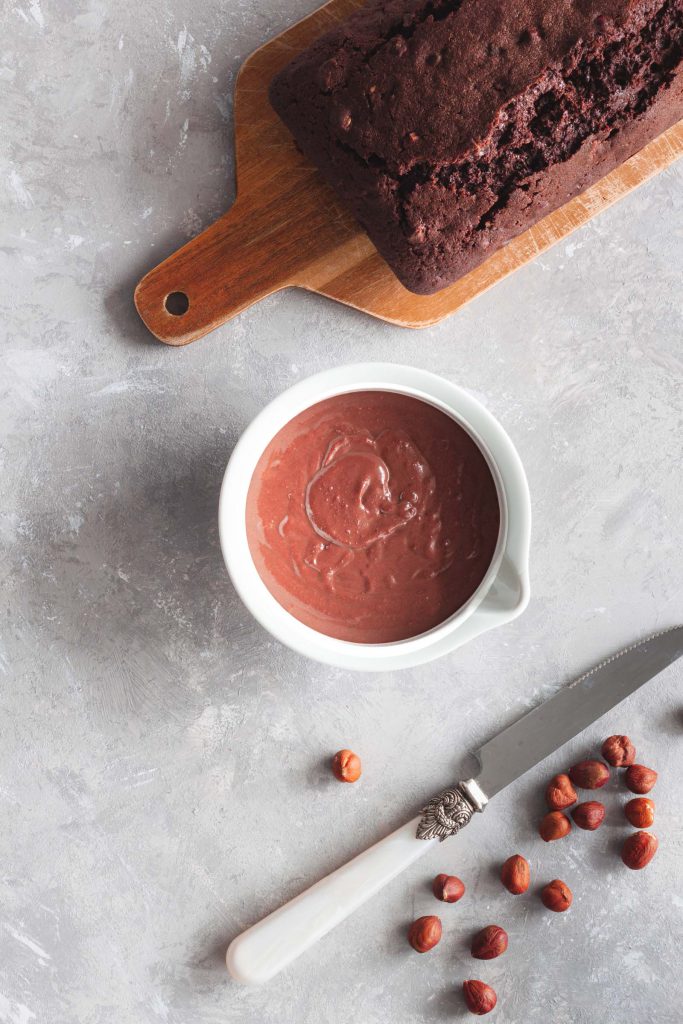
226,816,434,985
226,780,487,985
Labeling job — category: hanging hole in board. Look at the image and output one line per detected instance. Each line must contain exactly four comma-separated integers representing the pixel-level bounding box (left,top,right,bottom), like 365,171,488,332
165,291,190,316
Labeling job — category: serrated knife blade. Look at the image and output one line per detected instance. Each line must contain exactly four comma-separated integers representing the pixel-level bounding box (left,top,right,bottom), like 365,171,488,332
475,625,683,798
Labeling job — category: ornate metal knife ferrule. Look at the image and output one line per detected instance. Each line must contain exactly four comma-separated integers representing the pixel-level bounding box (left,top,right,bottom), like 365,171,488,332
416,778,488,842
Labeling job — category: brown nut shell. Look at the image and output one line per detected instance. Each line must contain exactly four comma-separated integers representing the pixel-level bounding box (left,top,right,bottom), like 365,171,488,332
500,854,530,895
331,749,361,783
601,735,636,767
568,760,610,789
621,830,658,869
408,915,442,952
545,773,578,810
432,873,465,903
541,879,573,912
471,924,508,960
624,764,657,794
539,811,572,842
463,980,497,1016
571,801,605,831
624,797,655,828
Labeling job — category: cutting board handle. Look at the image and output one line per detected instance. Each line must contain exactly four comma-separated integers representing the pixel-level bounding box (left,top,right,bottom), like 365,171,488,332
134,197,295,346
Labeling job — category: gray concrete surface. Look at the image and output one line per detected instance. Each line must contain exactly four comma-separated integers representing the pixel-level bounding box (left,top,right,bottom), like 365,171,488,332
2,2,682,1022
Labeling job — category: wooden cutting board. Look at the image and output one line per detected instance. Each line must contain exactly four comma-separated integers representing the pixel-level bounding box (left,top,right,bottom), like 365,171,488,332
134,0,683,346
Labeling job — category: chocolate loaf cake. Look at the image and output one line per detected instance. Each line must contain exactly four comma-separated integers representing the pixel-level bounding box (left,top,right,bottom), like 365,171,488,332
270,0,683,294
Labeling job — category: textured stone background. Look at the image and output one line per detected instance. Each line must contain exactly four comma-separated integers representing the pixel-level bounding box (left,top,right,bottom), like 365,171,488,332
2,2,682,1022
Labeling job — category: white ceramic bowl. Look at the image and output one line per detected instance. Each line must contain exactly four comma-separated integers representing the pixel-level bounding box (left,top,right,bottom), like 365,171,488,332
219,364,530,671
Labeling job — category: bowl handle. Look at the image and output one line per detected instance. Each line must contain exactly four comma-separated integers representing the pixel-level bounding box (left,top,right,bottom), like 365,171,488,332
448,555,529,653
478,554,530,618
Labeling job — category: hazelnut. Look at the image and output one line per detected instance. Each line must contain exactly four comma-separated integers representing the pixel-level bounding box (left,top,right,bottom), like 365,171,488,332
432,873,465,903
621,830,658,870
594,13,613,33
408,915,442,952
500,854,530,895
624,797,655,828
624,764,657,794
539,811,571,842
317,57,344,92
337,108,352,131
471,924,508,960
463,980,497,1016
568,759,610,789
541,879,573,912
331,749,361,783
406,223,427,245
545,773,577,810
366,85,380,110
571,801,605,831
601,734,636,767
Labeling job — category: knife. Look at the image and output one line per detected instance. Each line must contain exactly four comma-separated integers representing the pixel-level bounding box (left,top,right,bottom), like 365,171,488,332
227,626,683,984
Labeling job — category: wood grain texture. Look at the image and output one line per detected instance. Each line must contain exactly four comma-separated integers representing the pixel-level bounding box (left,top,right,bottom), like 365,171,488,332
134,0,683,346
